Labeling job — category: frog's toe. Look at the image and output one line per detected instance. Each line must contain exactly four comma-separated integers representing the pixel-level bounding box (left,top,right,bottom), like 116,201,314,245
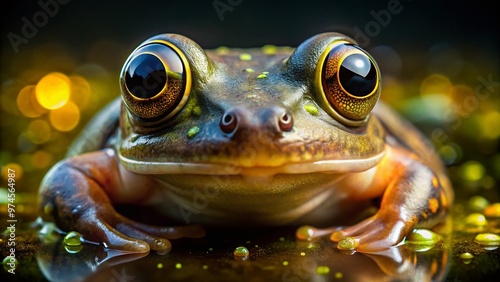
109,216,206,254
113,222,172,254
330,215,409,253
99,224,151,253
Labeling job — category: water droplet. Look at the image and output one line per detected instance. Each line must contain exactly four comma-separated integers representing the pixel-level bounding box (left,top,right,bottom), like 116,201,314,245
468,196,490,212
63,231,82,246
465,213,488,227
296,225,315,241
405,229,441,246
337,237,358,251
474,233,500,246
316,265,330,275
233,246,249,259
64,244,83,254
3,256,18,272
459,252,474,264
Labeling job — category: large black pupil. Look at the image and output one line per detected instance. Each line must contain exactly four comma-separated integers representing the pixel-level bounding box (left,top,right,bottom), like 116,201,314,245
125,54,167,99
338,53,376,97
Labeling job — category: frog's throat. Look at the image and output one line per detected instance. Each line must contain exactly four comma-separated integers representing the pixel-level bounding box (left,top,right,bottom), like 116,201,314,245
118,150,386,176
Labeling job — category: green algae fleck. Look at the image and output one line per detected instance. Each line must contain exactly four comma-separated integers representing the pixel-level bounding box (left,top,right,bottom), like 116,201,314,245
187,126,200,138
304,104,319,116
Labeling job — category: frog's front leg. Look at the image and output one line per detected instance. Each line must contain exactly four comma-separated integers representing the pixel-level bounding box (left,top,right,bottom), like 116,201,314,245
330,147,451,252
38,148,205,254
298,146,451,253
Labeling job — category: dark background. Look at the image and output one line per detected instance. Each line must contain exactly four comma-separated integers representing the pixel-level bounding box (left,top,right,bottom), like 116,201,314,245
1,0,498,68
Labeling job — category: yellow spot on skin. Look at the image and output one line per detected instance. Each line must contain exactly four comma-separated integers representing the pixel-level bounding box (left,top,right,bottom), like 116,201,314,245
43,203,53,215
215,46,229,54
262,44,277,55
304,104,319,115
334,272,343,279
300,252,305,256
175,263,182,269
282,261,288,266
187,126,200,138
439,190,448,208
428,198,439,213
432,176,439,188
239,53,252,61
257,73,267,79
430,259,438,274
244,68,255,73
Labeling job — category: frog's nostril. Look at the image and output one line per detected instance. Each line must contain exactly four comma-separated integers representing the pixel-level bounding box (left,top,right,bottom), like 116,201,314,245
220,112,238,134
279,112,293,132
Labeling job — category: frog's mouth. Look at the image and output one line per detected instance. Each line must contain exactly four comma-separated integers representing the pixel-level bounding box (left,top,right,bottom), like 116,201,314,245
118,150,385,176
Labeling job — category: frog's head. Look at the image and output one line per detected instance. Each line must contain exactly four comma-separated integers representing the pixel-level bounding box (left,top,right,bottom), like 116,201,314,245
117,33,385,176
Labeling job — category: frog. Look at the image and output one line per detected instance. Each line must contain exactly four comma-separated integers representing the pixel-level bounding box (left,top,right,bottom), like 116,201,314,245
38,32,453,254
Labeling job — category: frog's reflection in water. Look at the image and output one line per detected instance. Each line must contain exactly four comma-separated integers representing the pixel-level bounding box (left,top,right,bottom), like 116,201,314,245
36,231,449,282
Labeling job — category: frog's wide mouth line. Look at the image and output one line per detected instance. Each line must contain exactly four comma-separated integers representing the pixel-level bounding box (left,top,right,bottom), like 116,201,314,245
118,150,385,176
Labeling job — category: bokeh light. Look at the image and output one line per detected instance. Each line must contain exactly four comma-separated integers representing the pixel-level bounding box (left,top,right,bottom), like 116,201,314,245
420,74,452,96
480,111,500,140
69,75,91,110
26,120,52,144
16,85,47,118
460,161,486,183
35,72,71,110
2,163,23,180
31,150,54,169
49,101,80,132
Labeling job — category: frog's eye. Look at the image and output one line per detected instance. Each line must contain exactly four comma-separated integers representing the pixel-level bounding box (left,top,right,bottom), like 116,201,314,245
120,41,191,121
317,42,380,126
